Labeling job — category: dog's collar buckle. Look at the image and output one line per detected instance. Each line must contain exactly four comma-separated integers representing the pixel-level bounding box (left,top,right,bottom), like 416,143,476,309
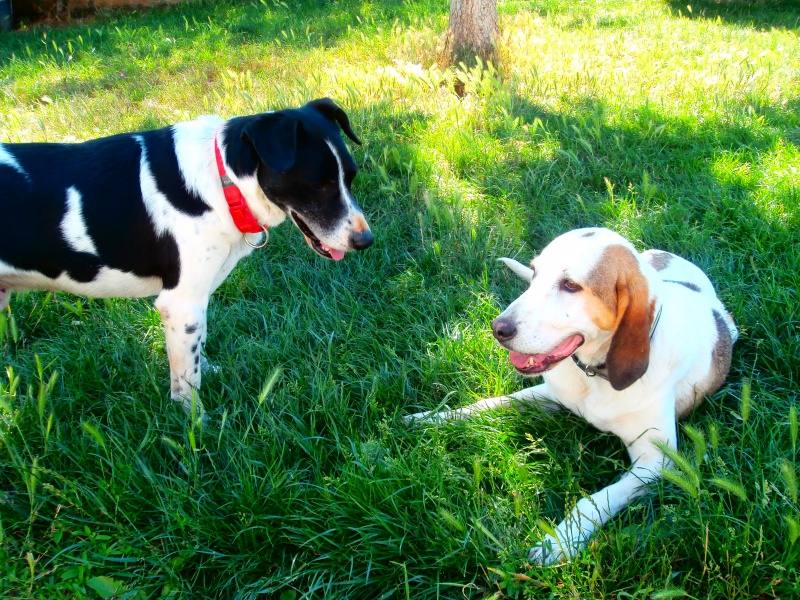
571,304,664,382
572,355,609,381
214,132,267,236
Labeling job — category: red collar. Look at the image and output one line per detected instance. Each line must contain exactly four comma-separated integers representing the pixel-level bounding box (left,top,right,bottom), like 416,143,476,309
214,133,265,234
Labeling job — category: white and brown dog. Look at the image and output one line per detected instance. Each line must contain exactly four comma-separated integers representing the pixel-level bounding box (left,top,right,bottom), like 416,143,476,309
408,227,737,564
0,98,372,414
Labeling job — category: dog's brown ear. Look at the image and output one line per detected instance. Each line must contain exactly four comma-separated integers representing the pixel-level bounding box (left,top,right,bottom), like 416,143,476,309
605,253,654,391
241,113,299,172
307,98,362,145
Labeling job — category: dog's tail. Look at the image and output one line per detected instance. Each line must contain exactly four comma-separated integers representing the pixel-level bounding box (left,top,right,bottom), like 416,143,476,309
497,257,533,281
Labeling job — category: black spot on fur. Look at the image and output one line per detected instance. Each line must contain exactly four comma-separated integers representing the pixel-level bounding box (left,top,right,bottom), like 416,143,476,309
185,324,198,334
666,279,701,292
144,129,210,217
0,134,183,288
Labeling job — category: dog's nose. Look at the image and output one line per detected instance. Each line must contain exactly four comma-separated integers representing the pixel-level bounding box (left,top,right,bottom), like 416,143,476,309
491,318,517,341
349,229,374,251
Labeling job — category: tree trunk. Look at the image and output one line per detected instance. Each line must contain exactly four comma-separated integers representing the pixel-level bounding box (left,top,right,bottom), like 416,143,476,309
446,0,498,65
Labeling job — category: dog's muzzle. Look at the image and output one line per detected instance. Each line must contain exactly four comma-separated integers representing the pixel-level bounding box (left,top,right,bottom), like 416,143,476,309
492,317,517,342
349,229,373,251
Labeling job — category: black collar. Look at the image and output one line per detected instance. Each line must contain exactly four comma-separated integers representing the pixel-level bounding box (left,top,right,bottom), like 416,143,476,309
572,354,608,380
571,303,663,382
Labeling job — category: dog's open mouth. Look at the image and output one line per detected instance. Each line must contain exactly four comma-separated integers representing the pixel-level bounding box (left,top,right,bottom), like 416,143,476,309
508,334,584,374
289,211,344,261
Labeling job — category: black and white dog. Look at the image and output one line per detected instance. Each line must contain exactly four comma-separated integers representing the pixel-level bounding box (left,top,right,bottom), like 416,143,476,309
0,98,373,413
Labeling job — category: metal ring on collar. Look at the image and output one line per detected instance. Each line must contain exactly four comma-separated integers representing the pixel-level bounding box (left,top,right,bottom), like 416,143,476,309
244,225,269,249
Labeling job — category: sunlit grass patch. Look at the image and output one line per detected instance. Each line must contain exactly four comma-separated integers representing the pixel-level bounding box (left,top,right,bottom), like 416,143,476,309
1,0,799,597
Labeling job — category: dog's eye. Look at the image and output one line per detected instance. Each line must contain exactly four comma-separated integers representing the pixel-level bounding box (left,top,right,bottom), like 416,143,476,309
560,278,582,293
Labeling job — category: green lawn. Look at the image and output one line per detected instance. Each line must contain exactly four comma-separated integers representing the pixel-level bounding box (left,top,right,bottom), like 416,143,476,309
1,0,798,597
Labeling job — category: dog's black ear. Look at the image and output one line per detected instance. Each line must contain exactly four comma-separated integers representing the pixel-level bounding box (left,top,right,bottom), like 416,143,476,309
241,113,299,172
306,97,362,145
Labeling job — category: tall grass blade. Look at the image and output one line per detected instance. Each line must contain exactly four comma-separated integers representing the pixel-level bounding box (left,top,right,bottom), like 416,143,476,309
780,460,797,504
82,422,107,455
662,468,699,499
741,379,751,423
650,589,688,599
683,425,707,466
785,516,799,544
709,477,747,502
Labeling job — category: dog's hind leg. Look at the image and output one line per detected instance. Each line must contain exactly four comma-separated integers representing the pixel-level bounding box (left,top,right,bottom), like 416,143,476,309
155,292,209,417
405,383,561,423
0,287,9,311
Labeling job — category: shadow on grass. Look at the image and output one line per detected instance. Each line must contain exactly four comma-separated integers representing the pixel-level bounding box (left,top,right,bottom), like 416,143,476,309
0,0,447,84
664,0,800,29
389,85,798,513
370,88,799,598
348,80,799,421
500,92,798,374
1,24,799,598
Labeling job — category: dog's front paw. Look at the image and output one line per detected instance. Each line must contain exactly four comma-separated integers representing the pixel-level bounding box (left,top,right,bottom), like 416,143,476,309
528,533,566,565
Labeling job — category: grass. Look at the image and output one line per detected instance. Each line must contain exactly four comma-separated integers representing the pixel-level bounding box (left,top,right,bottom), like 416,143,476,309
0,0,798,597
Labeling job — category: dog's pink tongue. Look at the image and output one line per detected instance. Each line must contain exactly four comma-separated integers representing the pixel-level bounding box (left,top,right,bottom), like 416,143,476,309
508,334,584,371
319,242,345,261
509,351,547,371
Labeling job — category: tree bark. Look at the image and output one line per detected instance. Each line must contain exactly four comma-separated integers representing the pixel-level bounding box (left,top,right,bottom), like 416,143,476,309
445,0,498,65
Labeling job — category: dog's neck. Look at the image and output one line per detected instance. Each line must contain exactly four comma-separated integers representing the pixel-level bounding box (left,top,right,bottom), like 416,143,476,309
213,133,265,235
213,122,288,232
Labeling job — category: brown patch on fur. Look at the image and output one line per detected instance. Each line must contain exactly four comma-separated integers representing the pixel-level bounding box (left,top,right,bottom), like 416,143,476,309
582,231,596,237
352,215,369,233
157,306,171,321
646,250,673,272
678,310,734,418
586,245,654,390
584,246,630,329
703,310,734,394
583,292,617,332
